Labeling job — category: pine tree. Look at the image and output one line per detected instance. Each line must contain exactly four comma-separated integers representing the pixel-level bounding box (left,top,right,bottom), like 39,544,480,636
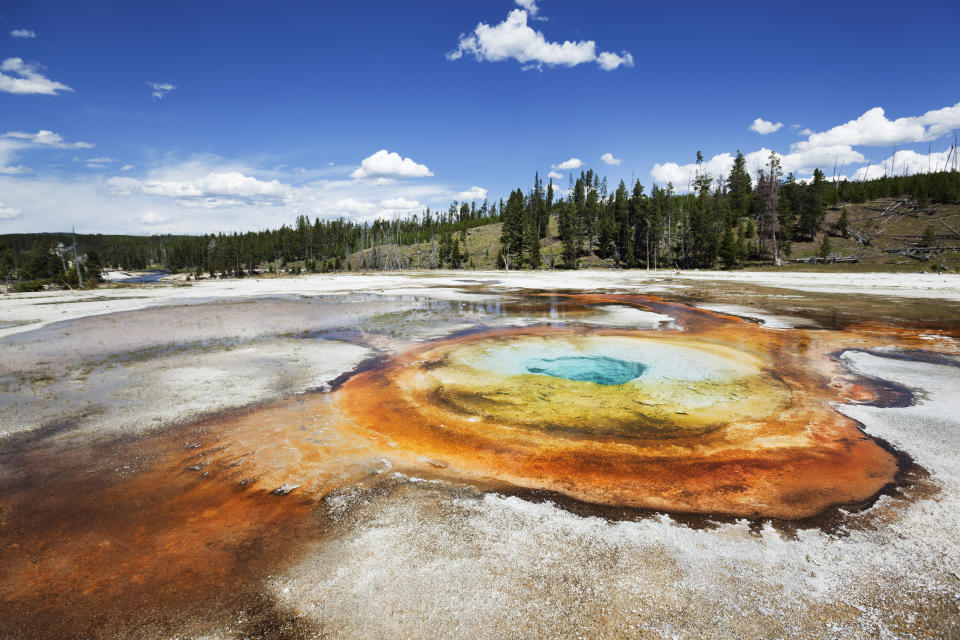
523,177,541,268
559,200,578,268
451,237,462,268
719,224,738,269
798,168,826,240
819,234,832,261
727,151,752,222
499,189,526,264
628,180,646,268
544,181,554,239
778,174,797,258
837,208,850,238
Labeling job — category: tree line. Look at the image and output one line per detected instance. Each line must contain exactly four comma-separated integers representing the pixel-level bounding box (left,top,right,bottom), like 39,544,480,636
498,155,960,270
0,201,499,289
2,158,959,289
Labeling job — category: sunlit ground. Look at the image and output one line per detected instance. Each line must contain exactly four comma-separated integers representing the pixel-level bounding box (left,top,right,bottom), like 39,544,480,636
1,272,958,639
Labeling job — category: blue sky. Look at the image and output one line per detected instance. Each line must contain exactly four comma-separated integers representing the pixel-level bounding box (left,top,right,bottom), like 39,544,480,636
1,0,958,233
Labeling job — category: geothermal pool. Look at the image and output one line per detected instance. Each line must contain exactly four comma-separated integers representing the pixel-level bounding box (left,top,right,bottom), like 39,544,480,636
0,274,958,639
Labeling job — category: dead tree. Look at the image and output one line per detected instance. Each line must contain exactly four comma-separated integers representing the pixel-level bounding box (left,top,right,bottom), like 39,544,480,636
755,152,783,266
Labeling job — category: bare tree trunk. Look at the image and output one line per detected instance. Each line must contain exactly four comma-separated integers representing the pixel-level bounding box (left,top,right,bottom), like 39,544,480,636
72,227,84,289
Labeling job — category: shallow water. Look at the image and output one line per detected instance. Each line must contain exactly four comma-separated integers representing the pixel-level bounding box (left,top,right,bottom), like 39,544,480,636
525,355,648,385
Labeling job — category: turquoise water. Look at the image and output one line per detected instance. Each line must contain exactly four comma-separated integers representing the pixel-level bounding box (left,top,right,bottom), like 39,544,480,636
525,356,647,386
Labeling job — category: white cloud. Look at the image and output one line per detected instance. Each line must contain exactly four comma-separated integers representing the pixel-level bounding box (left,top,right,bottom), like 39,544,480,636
315,195,426,223
851,148,954,180
515,0,541,17
596,51,634,71
111,170,291,205
771,145,864,176
379,197,424,212
82,156,116,169
547,170,563,180
0,129,94,173
141,211,168,225
600,152,621,166
653,101,960,191
0,202,22,219
10,29,36,39
651,153,736,189
749,118,783,135
147,81,176,99
0,153,489,234
795,102,960,151
552,157,583,170
447,9,633,71
350,149,434,179
120,164,135,172
3,130,94,149
455,186,488,201
651,145,866,190
649,102,952,190
0,57,73,95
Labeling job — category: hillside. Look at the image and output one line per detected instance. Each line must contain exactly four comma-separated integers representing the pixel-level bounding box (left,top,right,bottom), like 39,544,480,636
785,198,960,270
346,197,960,273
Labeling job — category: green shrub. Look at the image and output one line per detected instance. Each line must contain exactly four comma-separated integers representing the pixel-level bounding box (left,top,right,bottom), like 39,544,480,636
12,279,49,292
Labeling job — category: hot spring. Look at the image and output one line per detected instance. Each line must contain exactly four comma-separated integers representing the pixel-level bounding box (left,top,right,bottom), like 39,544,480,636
524,356,647,385
334,295,907,519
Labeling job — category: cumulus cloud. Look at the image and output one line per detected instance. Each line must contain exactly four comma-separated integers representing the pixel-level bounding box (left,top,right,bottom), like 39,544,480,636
97,157,448,223
852,148,954,180
447,9,633,71
379,197,423,211
455,186,488,201
795,102,960,150
600,152,621,166
514,0,543,18
313,195,428,223
651,153,736,189
0,129,94,173
0,202,22,219
552,157,583,170
120,164,135,172
651,145,866,190
109,170,291,207
596,51,633,71
141,211,168,225
350,149,434,179
0,57,73,95
749,118,783,135
650,101,960,191
10,29,36,39
147,81,176,99
773,144,865,176
547,170,563,180
0,152,492,234
650,140,950,191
